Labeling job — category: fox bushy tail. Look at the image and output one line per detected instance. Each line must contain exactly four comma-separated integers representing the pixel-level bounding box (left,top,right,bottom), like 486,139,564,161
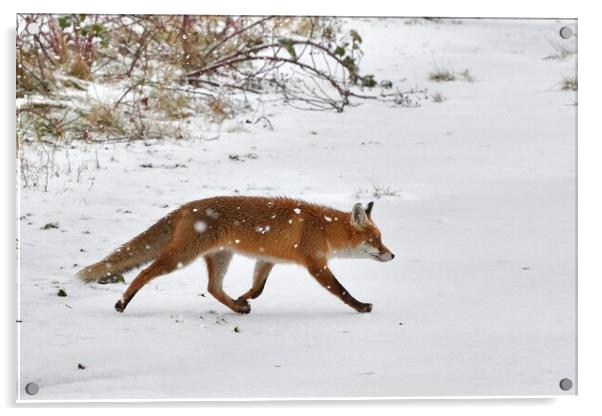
77,215,175,283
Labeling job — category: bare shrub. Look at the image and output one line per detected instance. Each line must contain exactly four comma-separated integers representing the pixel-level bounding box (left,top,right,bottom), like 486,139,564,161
16,14,426,147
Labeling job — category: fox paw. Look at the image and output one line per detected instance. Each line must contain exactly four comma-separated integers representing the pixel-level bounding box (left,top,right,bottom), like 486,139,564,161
357,303,373,313
233,298,251,314
114,299,127,313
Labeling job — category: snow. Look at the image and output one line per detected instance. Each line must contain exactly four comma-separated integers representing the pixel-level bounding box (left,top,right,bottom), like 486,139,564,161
17,18,576,401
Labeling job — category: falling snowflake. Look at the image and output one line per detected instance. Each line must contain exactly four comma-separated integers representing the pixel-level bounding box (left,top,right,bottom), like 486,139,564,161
293,208,301,214
324,216,332,222
194,221,207,233
256,225,271,234
206,208,219,219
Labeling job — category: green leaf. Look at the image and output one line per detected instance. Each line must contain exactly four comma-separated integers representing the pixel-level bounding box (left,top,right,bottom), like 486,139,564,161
278,38,297,59
361,75,377,88
334,46,345,57
342,56,357,73
350,30,362,44
92,23,104,36
58,16,71,30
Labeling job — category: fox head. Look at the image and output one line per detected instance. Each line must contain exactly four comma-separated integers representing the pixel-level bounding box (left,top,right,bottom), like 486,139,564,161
344,201,395,262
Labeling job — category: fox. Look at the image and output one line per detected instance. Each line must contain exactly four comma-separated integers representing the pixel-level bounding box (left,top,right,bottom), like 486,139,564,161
77,196,395,314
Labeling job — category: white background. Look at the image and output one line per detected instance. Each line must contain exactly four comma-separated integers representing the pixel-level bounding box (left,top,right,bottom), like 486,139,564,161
2,0,601,415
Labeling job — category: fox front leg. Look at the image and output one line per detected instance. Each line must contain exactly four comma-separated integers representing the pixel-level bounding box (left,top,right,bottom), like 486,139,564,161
238,260,274,302
305,258,372,313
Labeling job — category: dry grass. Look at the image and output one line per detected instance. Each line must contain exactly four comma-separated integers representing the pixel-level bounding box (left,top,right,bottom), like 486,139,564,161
458,69,474,82
354,184,400,200
429,67,474,83
561,75,577,91
152,87,193,120
85,103,123,133
544,40,576,60
429,69,456,82
68,55,92,80
431,92,446,103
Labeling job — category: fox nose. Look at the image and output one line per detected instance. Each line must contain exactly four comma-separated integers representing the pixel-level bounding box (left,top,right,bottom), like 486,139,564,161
391,253,395,259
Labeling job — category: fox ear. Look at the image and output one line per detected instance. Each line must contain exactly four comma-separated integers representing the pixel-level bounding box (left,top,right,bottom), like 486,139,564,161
351,203,368,228
365,201,374,219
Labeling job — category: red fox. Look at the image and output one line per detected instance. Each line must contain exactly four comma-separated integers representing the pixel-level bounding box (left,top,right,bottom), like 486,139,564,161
77,196,394,314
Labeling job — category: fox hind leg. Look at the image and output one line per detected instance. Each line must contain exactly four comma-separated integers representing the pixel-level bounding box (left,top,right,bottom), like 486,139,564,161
114,217,212,313
238,260,274,302
115,247,195,312
205,251,250,314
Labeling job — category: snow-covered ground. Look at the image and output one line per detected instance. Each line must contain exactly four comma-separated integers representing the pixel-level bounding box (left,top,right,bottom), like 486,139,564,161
17,18,577,400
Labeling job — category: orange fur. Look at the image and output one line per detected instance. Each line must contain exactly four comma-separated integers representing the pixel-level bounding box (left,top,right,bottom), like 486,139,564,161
78,196,394,314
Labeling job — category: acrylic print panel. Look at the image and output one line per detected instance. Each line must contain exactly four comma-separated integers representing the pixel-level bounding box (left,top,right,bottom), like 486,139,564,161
16,15,577,400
